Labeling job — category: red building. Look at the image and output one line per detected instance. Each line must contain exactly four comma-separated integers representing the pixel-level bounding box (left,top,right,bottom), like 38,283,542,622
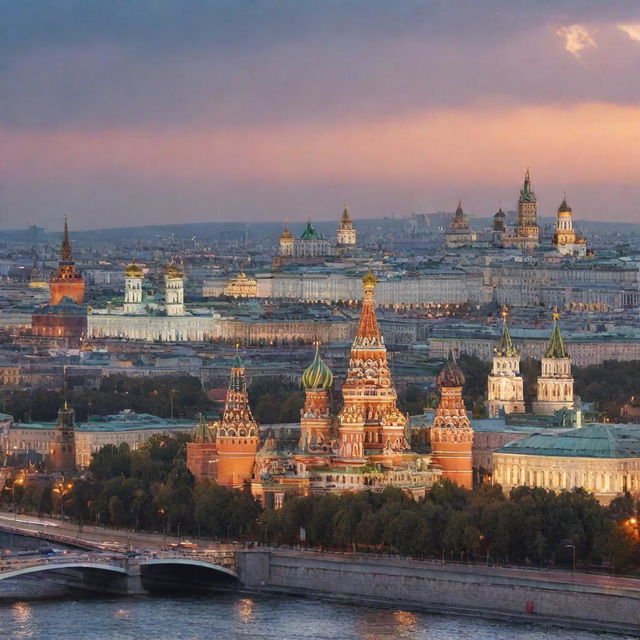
49,217,85,305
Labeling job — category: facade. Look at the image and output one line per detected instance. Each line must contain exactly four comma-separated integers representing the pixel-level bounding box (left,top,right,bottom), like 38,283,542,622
487,308,525,417
2,411,196,468
49,218,85,305
275,220,332,268
553,198,587,257
0,365,20,386
492,424,640,503
430,355,474,488
31,300,87,338
532,313,574,415
514,170,539,250
444,202,476,248
88,261,221,342
336,204,357,247
224,272,258,298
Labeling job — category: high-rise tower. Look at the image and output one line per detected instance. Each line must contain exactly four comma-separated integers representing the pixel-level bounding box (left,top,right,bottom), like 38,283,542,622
430,353,473,488
336,203,356,247
215,351,259,488
516,170,539,250
337,270,408,464
299,342,334,453
533,312,574,415
487,306,525,416
49,217,85,305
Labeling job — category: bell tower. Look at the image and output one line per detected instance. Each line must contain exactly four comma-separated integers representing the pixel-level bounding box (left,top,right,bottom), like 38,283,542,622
533,311,574,415
516,170,539,250
487,306,525,416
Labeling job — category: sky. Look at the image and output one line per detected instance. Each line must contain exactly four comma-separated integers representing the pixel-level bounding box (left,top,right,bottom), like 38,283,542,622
2,1,639,230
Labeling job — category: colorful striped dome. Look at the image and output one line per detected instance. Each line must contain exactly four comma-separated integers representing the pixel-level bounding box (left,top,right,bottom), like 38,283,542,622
301,344,334,390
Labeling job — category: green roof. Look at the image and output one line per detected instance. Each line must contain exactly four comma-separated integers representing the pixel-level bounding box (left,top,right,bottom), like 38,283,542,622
519,169,536,204
300,220,320,240
545,316,569,358
497,424,640,458
495,314,518,357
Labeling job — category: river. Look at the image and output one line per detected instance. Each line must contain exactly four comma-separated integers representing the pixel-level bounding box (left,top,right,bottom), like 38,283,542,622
0,593,635,640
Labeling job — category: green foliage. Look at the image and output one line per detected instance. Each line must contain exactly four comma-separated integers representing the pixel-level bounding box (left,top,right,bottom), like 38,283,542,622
259,481,640,573
248,376,305,423
4,374,215,422
458,354,491,406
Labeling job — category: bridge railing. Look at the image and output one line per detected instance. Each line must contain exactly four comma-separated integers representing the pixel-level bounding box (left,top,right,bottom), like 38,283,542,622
0,554,127,573
140,551,237,572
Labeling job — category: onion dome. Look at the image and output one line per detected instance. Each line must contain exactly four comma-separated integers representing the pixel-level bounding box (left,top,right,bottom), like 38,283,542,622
166,262,183,279
436,352,466,388
301,343,334,390
124,260,143,278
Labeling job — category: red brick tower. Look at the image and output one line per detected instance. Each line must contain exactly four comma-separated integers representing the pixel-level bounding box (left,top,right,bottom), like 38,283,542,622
338,270,408,465
215,352,259,488
430,354,474,487
186,415,218,481
49,217,85,305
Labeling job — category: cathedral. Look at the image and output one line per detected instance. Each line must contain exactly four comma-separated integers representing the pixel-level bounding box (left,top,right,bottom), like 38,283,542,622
444,202,476,248
87,261,219,342
552,197,587,257
187,272,453,505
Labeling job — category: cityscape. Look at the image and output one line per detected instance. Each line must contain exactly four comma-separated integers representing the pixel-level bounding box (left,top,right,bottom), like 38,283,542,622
1,2,640,639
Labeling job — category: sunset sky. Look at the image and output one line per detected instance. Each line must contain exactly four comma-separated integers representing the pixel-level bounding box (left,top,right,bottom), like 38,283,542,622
2,1,639,229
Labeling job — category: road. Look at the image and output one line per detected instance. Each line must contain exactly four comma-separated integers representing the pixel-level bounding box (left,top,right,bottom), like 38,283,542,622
0,510,238,552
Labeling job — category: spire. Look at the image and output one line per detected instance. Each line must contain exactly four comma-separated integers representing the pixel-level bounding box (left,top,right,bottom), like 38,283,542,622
60,216,73,262
496,305,518,357
519,168,536,203
230,344,245,390
342,201,351,223
355,269,382,343
455,201,463,217
545,310,569,358
193,413,215,443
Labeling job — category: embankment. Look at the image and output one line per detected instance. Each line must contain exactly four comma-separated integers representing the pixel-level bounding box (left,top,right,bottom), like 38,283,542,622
238,549,640,636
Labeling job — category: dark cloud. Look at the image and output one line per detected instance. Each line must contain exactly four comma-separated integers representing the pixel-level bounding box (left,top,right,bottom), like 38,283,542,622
3,1,639,130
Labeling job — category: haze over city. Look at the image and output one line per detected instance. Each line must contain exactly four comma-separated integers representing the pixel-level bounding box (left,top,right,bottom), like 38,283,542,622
2,1,639,229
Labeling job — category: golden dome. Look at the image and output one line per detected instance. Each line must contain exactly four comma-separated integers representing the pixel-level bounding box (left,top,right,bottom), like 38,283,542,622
124,261,143,278
362,268,377,288
166,262,183,279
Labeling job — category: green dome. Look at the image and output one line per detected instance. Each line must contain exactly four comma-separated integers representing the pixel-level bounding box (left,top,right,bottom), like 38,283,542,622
301,344,334,390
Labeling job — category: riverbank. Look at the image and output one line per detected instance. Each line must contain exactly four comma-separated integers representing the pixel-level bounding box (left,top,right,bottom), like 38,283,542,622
238,549,640,637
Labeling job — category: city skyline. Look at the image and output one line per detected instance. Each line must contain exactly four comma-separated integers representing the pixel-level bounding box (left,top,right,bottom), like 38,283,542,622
2,1,639,229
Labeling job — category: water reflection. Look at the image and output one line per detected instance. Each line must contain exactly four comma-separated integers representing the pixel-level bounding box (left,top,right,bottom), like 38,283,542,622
10,602,34,640
234,597,255,623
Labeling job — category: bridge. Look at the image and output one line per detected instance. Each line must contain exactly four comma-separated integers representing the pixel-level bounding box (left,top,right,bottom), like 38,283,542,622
0,551,238,595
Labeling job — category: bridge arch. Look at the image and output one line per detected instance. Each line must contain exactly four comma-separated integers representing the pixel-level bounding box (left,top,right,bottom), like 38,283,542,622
0,561,126,582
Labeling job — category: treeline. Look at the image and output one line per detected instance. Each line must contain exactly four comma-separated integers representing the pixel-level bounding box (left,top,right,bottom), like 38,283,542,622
3,374,215,422
260,483,640,573
2,435,260,541
248,376,305,424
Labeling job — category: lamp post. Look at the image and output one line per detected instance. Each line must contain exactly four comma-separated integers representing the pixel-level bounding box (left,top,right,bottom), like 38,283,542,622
566,544,576,571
